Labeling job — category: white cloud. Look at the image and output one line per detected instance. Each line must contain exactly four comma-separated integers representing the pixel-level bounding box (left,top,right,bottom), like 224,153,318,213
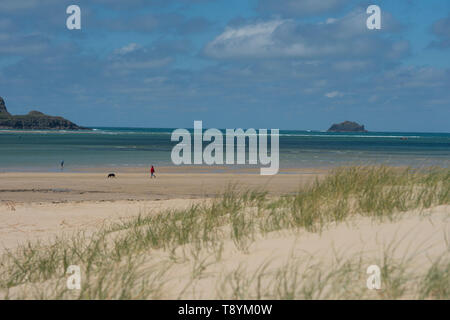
204,20,285,59
204,9,408,61
114,43,141,55
204,19,344,59
325,91,343,98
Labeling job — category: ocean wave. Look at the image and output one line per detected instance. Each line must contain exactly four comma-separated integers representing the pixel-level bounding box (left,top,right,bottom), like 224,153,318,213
280,134,424,138
1,129,448,140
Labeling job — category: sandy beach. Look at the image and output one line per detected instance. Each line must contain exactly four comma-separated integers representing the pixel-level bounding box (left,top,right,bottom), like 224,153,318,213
0,167,327,203
0,168,325,251
0,166,448,299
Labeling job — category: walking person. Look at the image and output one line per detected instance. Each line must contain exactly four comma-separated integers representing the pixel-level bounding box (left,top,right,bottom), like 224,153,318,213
150,165,156,179
60,160,64,171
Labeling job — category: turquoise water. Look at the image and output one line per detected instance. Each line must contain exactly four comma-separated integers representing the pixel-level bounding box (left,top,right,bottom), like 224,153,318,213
0,128,449,171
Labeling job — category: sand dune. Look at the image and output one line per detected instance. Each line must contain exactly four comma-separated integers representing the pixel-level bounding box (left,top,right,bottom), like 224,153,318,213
2,201,449,299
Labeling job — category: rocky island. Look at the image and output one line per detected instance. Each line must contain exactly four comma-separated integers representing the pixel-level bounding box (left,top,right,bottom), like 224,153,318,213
327,121,368,133
0,97,88,130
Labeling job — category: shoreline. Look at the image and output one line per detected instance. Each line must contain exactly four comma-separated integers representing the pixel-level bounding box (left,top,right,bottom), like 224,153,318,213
3,162,447,174
0,165,330,174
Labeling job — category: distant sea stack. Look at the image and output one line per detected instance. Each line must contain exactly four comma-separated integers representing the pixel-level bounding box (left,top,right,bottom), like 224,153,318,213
0,97,88,130
327,121,368,133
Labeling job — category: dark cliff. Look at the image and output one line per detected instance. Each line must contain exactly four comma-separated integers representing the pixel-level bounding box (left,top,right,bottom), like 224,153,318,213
0,97,88,130
327,121,368,133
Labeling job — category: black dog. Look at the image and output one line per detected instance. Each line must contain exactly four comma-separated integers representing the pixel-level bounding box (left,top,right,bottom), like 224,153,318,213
107,173,116,178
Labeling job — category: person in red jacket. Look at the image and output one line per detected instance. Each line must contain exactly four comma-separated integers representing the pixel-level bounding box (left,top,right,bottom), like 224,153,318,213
150,165,156,179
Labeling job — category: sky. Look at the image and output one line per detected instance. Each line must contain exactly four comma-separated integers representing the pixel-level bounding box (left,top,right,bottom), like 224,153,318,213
0,0,449,132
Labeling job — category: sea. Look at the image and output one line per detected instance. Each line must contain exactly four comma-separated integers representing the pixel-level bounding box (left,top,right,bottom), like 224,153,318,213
0,128,449,172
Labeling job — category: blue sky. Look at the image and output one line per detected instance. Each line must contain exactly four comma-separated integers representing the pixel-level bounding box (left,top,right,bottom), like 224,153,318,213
0,0,449,132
